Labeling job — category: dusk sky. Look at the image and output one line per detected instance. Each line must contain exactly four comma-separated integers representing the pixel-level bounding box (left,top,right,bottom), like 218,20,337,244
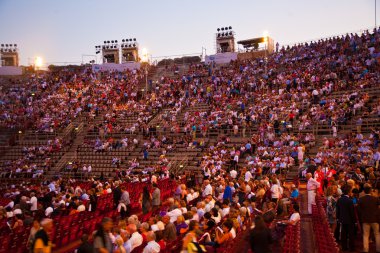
0,0,378,66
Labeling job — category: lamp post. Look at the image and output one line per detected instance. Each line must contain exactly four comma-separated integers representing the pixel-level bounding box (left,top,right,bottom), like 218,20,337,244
263,31,268,77
34,56,43,71
141,48,149,97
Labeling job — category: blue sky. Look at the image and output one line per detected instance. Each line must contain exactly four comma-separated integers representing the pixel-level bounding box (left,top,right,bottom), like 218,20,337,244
0,0,378,66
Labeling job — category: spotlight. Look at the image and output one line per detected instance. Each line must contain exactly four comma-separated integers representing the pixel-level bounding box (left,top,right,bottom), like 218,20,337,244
225,27,228,30
107,41,110,43
104,41,106,44
229,26,232,30
111,40,114,43
122,39,125,42
14,44,17,47
115,40,118,43
5,44,8,47
221,28,224,31
133,43,136,47
35,56,43,68
13,49,16,52
217,34,221,38
133,38,136,41
1,44,3,47
229,31,233,35
217,28,220,32
129,39,133,41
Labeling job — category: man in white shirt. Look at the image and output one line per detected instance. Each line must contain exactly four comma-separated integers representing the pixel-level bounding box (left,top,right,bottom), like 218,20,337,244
143,231,160,253
202,180,212,197
230,169,237,179
124,224,143,253
29,192,38,211
245,169,253,182
204,195,215,212
167,204,182,223
306,173,320,214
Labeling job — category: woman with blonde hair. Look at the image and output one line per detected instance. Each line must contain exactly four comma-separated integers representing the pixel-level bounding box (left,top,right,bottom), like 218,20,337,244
182,220,205,253
175,215,189,235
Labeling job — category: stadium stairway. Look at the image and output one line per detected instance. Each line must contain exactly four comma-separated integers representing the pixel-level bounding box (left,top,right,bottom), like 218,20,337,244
47,122,88,179
299,188,317,253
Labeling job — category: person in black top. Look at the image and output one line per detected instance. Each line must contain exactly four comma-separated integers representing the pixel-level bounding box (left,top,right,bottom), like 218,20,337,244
336,185,356,251
77,234,93,253
248,215,272,253
113,183,122,209
202,212,216,230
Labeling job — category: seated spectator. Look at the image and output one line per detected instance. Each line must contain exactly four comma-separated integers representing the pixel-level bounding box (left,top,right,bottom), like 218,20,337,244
175,215,188,235
162,215,177,242
143,231,160,253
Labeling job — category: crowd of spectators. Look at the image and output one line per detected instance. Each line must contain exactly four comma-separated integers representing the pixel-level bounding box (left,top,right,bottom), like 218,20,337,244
0,27,379,253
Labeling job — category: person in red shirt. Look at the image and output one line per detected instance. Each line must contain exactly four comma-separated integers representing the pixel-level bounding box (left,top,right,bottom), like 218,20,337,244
326,167,337,182
314,166,325,194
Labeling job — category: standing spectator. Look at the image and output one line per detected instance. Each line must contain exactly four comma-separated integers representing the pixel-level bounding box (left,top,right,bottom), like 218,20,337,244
248,215,272,253
77,234,94,253
113,182,122,209
358,184,380,253
140,186,152,214
182,220,203,252
331,121,337,137
119,186,130,218
152,183,161,212
28,219,40,252
326,186,337,233
356,117,363,134
223,182,233,203
202,180,212,197
306,173,320,214
336,185,355,252
29,193,38,212
33,218,54,253
143,149,149,160
93,217,113,253
270,178,281,203
89,189,98,212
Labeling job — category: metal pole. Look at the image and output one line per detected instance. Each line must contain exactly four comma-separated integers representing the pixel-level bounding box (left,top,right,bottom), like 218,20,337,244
145,65,148,96
376,0,377,28
265,43,267,76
